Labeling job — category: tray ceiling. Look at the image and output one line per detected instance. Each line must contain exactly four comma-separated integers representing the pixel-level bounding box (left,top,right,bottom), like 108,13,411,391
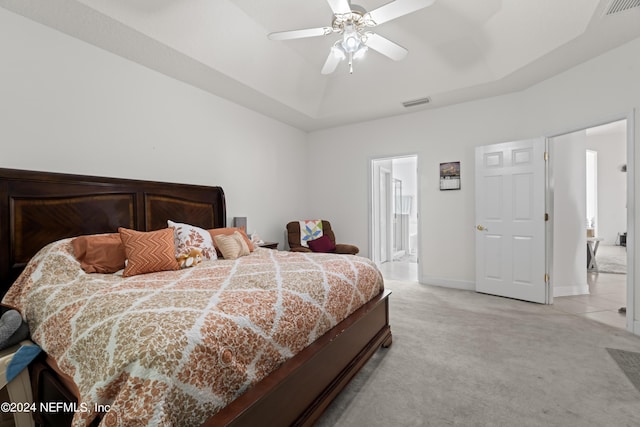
2,0,639,131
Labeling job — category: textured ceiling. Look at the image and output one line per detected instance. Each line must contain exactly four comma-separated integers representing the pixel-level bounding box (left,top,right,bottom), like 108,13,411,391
2,0,640,131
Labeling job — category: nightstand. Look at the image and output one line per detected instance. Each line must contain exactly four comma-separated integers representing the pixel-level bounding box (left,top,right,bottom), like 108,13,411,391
0,341,36,427
257,242,278,250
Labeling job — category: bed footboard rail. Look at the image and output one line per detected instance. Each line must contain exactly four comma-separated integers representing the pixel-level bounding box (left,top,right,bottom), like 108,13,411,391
206,289,392,427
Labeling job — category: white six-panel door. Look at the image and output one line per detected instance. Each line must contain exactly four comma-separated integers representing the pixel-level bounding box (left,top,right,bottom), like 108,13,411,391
475,138,548,304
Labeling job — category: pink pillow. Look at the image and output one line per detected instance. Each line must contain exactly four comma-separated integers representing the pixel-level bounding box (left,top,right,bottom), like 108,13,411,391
307,235,336,253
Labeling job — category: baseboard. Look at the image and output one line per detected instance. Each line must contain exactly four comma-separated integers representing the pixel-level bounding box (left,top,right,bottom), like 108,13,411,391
420,276,475,291
419,278,592,297
553,283,590,297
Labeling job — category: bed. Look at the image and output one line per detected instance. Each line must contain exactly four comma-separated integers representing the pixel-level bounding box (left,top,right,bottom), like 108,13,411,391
0,168,392,426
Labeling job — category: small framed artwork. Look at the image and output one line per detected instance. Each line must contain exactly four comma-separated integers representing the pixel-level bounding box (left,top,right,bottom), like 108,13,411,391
440,161,461,190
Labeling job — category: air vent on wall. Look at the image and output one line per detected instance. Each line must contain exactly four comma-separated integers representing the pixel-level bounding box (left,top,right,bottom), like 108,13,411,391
606,0,640,15
402,97,431,108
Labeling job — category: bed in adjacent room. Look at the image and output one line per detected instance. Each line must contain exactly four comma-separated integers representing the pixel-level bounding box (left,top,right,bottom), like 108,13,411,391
0,168,392,427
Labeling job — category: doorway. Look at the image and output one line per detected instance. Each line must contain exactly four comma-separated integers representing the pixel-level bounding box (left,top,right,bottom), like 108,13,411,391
550,119,630,330
371,155,419,281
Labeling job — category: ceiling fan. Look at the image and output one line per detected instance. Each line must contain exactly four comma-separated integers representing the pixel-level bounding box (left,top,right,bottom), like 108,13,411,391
268,0,436,74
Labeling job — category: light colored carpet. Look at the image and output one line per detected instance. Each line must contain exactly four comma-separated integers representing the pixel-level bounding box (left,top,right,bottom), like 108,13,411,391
317,280,640,426
597,244,627,274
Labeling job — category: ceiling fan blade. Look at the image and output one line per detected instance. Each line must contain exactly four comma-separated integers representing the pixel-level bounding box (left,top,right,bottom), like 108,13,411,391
326,0,352,15
365,33,408,61
367,0,435,25
321,49,343,74
268,27,332,41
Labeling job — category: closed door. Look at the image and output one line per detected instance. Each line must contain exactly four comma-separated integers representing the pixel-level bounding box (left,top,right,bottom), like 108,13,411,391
475,138,548,303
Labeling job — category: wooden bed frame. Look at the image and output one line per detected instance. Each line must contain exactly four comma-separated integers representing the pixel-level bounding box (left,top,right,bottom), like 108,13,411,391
0,168,392,426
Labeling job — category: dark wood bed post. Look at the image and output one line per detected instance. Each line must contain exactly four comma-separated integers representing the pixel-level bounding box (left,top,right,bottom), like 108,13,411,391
0,168,391,427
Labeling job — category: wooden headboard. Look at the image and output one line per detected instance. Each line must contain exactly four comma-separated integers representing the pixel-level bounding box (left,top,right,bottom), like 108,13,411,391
0,168,226,297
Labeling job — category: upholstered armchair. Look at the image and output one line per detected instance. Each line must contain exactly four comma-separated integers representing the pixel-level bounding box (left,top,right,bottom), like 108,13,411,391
286,220,359,255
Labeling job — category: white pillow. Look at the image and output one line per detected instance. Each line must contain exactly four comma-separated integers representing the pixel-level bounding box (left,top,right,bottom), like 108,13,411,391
167,220,217,261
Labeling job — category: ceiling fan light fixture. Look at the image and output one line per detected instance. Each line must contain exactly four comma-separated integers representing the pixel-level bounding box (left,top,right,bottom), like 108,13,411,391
341,23,362,53
343,35,359,51
331,44,346,60
353,45,368,60
269,0,436,75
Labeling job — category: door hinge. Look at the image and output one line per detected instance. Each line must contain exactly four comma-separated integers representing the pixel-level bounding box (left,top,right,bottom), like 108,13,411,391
544,151,549,161
544,273,550,283
545,213,549,221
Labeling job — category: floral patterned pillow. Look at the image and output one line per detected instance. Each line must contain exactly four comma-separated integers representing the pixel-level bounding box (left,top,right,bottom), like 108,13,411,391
168,220,217,261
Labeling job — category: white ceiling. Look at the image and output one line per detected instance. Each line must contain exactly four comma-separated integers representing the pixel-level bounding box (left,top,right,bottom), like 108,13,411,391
2,0,640,131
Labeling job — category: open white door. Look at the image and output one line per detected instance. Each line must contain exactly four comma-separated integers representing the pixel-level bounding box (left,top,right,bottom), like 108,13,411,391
475,138,548,303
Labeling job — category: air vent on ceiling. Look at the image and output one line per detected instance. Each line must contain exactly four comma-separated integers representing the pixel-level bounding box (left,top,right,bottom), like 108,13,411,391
402,97,431,108
606,0,640,15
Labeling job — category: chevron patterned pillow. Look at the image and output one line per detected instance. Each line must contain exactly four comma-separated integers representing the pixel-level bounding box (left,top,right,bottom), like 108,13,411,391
119,227,180,277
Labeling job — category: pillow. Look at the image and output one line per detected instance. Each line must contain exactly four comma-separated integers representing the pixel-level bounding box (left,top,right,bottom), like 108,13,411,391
307,235,336,253
71,233,126,273
213,231,250,260
118,227,180,277
233,232,250,257
168,220,217,261
208,227,255,252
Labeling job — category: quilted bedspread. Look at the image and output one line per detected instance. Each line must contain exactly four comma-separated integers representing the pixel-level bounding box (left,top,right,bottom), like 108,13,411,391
2,239,384,426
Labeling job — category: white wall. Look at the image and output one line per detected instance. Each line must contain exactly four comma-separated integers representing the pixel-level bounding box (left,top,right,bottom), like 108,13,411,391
0,8,308,247
308,36,640,332
586,124,627,245
551,131,588,297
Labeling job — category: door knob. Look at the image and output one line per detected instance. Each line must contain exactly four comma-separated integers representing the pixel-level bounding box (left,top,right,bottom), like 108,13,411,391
477,225,487,231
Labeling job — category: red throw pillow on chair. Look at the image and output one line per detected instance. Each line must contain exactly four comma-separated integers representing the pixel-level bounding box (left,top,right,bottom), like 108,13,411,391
307,235,336,253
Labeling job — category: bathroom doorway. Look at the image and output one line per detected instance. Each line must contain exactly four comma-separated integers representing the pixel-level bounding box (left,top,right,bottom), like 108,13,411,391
370,155,419,281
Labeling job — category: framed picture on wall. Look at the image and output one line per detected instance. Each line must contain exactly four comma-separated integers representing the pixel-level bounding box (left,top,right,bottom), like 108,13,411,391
440,161,461,190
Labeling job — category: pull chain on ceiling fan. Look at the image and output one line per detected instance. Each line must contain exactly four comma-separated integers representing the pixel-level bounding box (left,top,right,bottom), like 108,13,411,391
268,0,436,74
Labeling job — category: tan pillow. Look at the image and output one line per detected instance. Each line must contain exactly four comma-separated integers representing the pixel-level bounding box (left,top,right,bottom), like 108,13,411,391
234,232,250,257
119,227,180,277
208,227,255,252
72,233,126,274
213,231,250,260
